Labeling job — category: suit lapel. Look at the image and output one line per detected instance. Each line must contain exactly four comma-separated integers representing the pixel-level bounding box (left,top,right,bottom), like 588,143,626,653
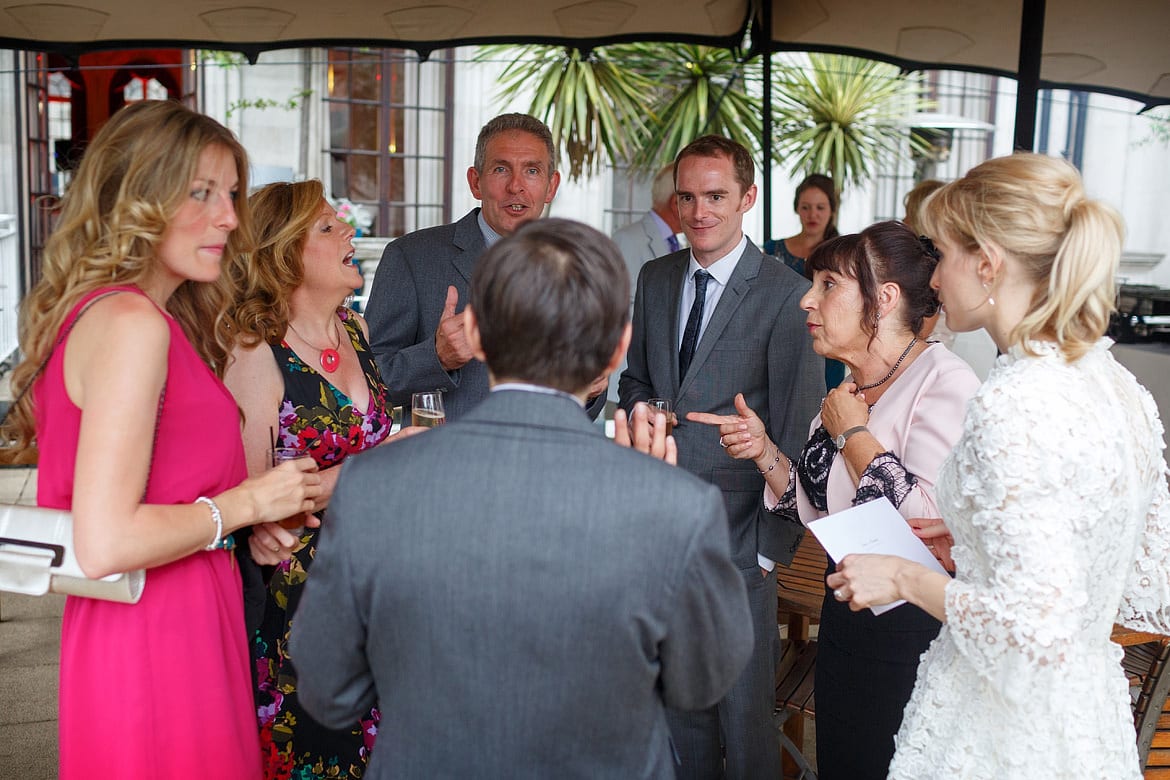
450,209,486,285
678,242,762,395
661,254,688,395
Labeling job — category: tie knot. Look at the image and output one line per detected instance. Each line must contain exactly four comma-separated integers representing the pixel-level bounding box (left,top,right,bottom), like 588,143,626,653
693,269,710,294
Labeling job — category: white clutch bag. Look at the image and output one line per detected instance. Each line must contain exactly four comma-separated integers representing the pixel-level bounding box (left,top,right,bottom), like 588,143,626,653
0,503,145,603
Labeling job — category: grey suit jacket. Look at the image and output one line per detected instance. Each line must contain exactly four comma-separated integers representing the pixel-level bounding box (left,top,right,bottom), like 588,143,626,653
612,211,672,307
619,240,824,567
290,389,753,779
365,209,488,421
365,209,604,422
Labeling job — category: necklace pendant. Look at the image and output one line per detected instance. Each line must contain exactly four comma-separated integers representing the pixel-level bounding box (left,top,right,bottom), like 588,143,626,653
319,349,340,373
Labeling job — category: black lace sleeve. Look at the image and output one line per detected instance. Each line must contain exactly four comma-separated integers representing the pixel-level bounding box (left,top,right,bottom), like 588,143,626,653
763,459,801,523
852,451,919,508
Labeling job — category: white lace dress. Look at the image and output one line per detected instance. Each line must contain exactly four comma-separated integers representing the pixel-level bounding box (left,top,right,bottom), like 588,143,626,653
889,339,1170,779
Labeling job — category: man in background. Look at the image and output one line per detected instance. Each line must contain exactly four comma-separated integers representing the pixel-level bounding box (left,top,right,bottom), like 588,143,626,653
292,218,753,778
612,163,686,308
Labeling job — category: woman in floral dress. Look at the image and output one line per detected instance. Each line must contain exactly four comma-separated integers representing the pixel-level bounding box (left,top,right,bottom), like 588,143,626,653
224,180,421,778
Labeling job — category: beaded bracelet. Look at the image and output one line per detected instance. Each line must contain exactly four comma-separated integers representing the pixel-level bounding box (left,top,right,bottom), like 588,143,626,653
756,449,781,475
196,496,232,551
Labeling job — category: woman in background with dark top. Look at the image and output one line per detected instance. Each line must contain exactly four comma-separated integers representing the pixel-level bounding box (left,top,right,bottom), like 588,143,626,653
692,221,979,779
776,173,846,388
224,180,422,779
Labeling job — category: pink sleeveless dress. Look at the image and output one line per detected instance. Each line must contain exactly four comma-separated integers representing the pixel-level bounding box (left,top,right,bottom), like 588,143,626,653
35,286,261,779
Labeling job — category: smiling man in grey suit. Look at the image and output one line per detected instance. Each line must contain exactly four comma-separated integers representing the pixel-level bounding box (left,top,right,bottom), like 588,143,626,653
291,218,753,778
619,135,824,778
365,113,606,423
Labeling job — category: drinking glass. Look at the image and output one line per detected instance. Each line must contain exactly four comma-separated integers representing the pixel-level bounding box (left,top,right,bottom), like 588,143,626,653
267,447,310,532
411,391,446,428
646,398,673,436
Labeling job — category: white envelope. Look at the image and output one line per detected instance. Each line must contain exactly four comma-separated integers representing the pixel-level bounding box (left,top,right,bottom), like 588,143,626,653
807,496,948,615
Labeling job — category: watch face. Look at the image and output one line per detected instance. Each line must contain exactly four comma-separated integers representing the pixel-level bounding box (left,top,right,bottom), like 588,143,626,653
835,434,845,449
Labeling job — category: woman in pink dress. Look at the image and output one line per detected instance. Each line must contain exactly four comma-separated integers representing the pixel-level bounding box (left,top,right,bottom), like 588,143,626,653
0,100,322,779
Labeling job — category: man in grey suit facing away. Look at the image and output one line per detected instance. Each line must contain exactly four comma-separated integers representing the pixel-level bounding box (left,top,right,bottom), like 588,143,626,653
364,113,606,423
291,218,754,779
619,135,824,779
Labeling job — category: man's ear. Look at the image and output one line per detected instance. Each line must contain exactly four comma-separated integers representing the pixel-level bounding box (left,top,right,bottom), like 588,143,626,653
464,304,487,363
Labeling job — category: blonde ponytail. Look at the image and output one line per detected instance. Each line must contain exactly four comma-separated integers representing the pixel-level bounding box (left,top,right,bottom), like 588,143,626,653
920,153,1124,361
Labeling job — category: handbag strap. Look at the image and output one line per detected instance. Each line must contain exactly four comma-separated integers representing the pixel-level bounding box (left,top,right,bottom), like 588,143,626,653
8,290,125,413
7,289,166,495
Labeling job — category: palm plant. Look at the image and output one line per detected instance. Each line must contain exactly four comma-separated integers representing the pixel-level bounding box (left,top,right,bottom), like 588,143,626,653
475,45,655,180
476,43,763,180
771,53,932,191
613,44,763,173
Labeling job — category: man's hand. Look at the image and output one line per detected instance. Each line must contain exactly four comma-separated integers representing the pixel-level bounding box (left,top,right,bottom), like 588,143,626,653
435,285,474,371
614,404,677,465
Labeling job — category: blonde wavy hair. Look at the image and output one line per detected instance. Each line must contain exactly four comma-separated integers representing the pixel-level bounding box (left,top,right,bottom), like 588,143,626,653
919,153,1124,361
1,100,251,459
224,180,327,348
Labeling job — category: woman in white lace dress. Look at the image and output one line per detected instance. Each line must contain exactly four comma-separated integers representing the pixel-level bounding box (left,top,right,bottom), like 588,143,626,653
829,153,1170,779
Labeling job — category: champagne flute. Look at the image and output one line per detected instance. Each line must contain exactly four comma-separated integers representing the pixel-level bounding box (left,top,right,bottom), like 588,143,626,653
411,391,446,428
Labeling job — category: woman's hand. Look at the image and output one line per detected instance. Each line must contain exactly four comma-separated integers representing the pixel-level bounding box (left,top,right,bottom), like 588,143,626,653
820,381,870,440
247,517,322,564
826,554,908,612
686,393,773,468
614,405,677,465
219,457,323,534
827,553,950,622
910,518,956,572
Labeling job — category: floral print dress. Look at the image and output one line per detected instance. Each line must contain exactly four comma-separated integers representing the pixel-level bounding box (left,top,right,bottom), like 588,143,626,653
254,308,393,779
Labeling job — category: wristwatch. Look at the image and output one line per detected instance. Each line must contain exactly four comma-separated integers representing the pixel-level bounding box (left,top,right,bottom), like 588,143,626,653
834,425,868,450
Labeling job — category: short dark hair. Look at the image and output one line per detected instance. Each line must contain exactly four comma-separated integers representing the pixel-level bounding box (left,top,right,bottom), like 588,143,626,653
471,218,628,393
674,135,754,196
807,220,940,341
474,113,557,174
794,173,839,240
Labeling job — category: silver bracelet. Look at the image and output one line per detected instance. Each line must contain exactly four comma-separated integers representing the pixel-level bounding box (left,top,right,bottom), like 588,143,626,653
756,448,782,475
196,496,223,551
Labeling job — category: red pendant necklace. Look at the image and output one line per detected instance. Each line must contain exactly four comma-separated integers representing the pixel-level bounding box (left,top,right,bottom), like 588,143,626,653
287,318,342,374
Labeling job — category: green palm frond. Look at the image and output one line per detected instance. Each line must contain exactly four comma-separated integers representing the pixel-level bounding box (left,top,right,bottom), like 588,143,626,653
773,53,932,189
475,45,656,180
613,43,764,174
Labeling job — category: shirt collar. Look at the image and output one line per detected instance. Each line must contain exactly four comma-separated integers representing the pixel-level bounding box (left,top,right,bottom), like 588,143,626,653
477,210,503,247
688,234,747,287
491,382,585,408
648,209,674,242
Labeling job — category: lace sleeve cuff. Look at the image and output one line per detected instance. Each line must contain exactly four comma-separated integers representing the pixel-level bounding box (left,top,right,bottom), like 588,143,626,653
852,451,919,509
763,460,800,522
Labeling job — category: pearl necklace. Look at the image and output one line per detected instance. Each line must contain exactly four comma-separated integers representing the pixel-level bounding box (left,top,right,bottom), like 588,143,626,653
287,318,342,374
856,337,918,392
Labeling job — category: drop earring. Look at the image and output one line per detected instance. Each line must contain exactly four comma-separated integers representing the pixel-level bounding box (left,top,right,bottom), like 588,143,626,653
982,281,996,307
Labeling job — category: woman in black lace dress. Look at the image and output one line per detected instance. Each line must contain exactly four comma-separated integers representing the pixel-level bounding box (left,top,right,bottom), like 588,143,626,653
223,180,422,779
691,222,980,779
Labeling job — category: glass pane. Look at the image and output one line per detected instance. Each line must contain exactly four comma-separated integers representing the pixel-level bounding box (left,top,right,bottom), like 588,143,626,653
350,103,378,151
329,101,350,149
329,52,348,99
330,153,348,198
350,55,379,102
348,154,378,203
